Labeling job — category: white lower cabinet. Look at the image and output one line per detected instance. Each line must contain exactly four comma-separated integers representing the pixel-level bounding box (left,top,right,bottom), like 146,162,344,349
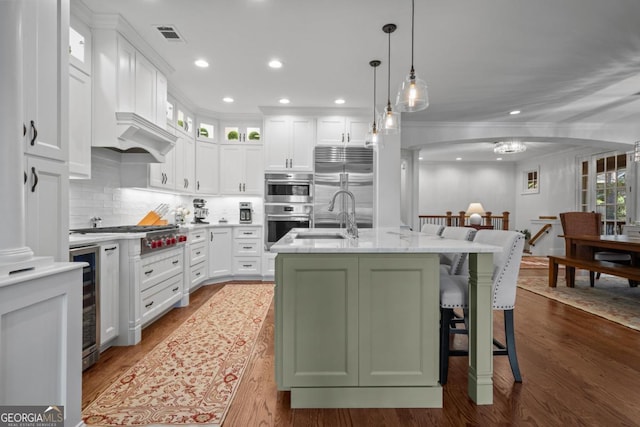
140,248,184,326
209,227,233,278
188,228,208,290
99,242,119,348
233,227,262,276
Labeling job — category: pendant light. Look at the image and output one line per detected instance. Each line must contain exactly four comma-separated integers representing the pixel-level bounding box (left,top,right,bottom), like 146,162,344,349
380,23,400,134
396,0,429,112
365,60,382,149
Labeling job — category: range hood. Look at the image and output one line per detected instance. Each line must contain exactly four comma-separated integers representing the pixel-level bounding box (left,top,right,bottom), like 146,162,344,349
91,112,177,163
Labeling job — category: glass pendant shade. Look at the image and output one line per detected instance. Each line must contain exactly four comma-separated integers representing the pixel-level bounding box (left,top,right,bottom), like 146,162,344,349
364,124,381,149
379,104,400,134
365,60,382,149
396,71,429,112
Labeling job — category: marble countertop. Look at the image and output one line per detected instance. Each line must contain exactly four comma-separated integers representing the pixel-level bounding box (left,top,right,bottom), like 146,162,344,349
270,228,502,254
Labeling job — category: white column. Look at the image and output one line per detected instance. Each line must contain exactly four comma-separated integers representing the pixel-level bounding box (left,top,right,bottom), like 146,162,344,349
0,0,34,269
374,132,402,227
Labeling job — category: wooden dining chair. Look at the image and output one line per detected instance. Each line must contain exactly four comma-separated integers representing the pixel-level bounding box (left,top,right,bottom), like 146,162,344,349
559,212,631,287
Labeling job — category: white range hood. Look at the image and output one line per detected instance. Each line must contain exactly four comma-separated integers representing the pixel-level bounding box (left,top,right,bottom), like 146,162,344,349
93,112,177,163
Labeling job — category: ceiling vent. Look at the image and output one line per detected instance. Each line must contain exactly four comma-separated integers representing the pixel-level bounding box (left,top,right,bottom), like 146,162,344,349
155,25,185,42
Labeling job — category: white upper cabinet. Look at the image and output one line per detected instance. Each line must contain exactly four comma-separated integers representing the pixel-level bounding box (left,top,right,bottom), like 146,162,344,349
264,116,314,172
316,116,369,146
175,104,195,137
195,141,219,194
219,145,264,195
69,65,92,178
69,15,92,179
175,135,196,192
22,0,68,161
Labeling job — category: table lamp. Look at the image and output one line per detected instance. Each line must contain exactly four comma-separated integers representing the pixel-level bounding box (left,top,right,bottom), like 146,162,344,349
466,202,485,225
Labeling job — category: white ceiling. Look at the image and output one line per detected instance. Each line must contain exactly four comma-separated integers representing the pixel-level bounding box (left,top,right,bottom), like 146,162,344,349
78,0,640,161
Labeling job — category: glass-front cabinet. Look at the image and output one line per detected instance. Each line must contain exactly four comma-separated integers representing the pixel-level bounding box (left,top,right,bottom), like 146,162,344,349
197,116,218,142
221,120,262,142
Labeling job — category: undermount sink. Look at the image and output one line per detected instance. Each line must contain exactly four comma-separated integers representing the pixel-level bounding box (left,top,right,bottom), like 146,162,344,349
294,231,347,240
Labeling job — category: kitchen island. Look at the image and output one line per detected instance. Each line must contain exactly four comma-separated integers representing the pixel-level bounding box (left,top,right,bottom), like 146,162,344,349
271,228,501,408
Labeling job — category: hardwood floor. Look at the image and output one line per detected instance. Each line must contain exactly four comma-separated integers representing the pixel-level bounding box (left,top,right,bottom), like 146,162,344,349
82,270,640,426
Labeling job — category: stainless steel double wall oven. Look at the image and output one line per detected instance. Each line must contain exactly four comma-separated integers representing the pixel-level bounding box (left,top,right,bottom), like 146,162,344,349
264,173,313,248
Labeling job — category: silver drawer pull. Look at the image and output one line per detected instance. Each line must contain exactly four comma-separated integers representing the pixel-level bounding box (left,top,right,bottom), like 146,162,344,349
145,301,154,308
172,260,179,265
243,264,252,268
195,272,201,277
243,246,252,249
145,269,153,275
172,286,179,292
195,251,201,255
104,246,117,252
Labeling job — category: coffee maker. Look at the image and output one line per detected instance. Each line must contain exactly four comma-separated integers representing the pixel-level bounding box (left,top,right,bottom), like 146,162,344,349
239,202,252,224
192,198,209,224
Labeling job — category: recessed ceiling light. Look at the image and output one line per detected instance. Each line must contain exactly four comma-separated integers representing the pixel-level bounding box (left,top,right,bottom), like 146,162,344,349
279,98,290,104
194,59,209,68
456,157,462,161
268,59,283,69
334,98,346,105
222,97,234,103
418,156,423,160
496,157,503,161
509,110,521,115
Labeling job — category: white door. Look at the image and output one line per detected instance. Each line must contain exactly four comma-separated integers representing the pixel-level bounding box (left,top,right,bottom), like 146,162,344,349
209,228,232,277
100,243,120,346
219,145,245,194
244,146,264,194
289,118,314,171
69,65,92,178
264,117,290,171
316,116,346,145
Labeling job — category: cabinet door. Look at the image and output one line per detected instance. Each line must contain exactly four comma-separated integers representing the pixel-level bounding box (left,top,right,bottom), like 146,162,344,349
22,0,66,161
316,116,346,145
183,136,196,192
195,142,219,194
219,145,245,194
134,53,157,123
116,36,136,112
345,117,370,147
149,142,176,189
100,243,120,346
264,117,290,171
155,72,168,129
174,135,195,192
358,255,440,386
289,117,314,171
25,157,68,261
209,228,232,277
280,255,359,387
243,145,264,194
69,65,91,178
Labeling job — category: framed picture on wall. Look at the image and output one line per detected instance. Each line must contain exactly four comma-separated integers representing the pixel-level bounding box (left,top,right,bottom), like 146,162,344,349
522,166,540,194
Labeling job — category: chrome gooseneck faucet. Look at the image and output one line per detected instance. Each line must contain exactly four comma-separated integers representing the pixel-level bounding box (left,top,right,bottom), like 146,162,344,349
328,189,358,238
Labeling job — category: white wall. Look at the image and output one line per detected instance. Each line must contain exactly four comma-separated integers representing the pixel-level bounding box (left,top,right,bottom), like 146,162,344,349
418,161,516,222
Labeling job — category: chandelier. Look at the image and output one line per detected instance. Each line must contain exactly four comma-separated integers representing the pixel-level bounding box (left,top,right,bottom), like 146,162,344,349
493,140,526,154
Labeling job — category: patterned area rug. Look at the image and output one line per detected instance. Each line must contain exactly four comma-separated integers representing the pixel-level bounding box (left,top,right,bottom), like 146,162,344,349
83,283,274,426
518,274,640,331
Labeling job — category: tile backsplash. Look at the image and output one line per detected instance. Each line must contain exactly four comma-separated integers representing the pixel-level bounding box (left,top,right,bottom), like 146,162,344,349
69,150,263,228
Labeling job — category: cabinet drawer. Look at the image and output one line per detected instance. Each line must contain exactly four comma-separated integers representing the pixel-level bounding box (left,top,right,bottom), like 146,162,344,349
234,239,260,256
234,227,261,239
234,257,261,275
190,262,207,287
140,250,184,292
190,229,207,243
190,241,207,265
141,274,183,326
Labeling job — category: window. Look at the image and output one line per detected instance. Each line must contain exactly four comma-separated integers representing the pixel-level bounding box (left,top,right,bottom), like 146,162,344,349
579,152,628,235
522,167,539,194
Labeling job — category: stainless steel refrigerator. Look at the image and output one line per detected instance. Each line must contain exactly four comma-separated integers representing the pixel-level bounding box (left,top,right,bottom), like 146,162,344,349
313,146,374,228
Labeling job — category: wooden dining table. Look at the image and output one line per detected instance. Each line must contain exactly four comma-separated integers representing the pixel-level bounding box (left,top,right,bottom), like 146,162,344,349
563,234,640,285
